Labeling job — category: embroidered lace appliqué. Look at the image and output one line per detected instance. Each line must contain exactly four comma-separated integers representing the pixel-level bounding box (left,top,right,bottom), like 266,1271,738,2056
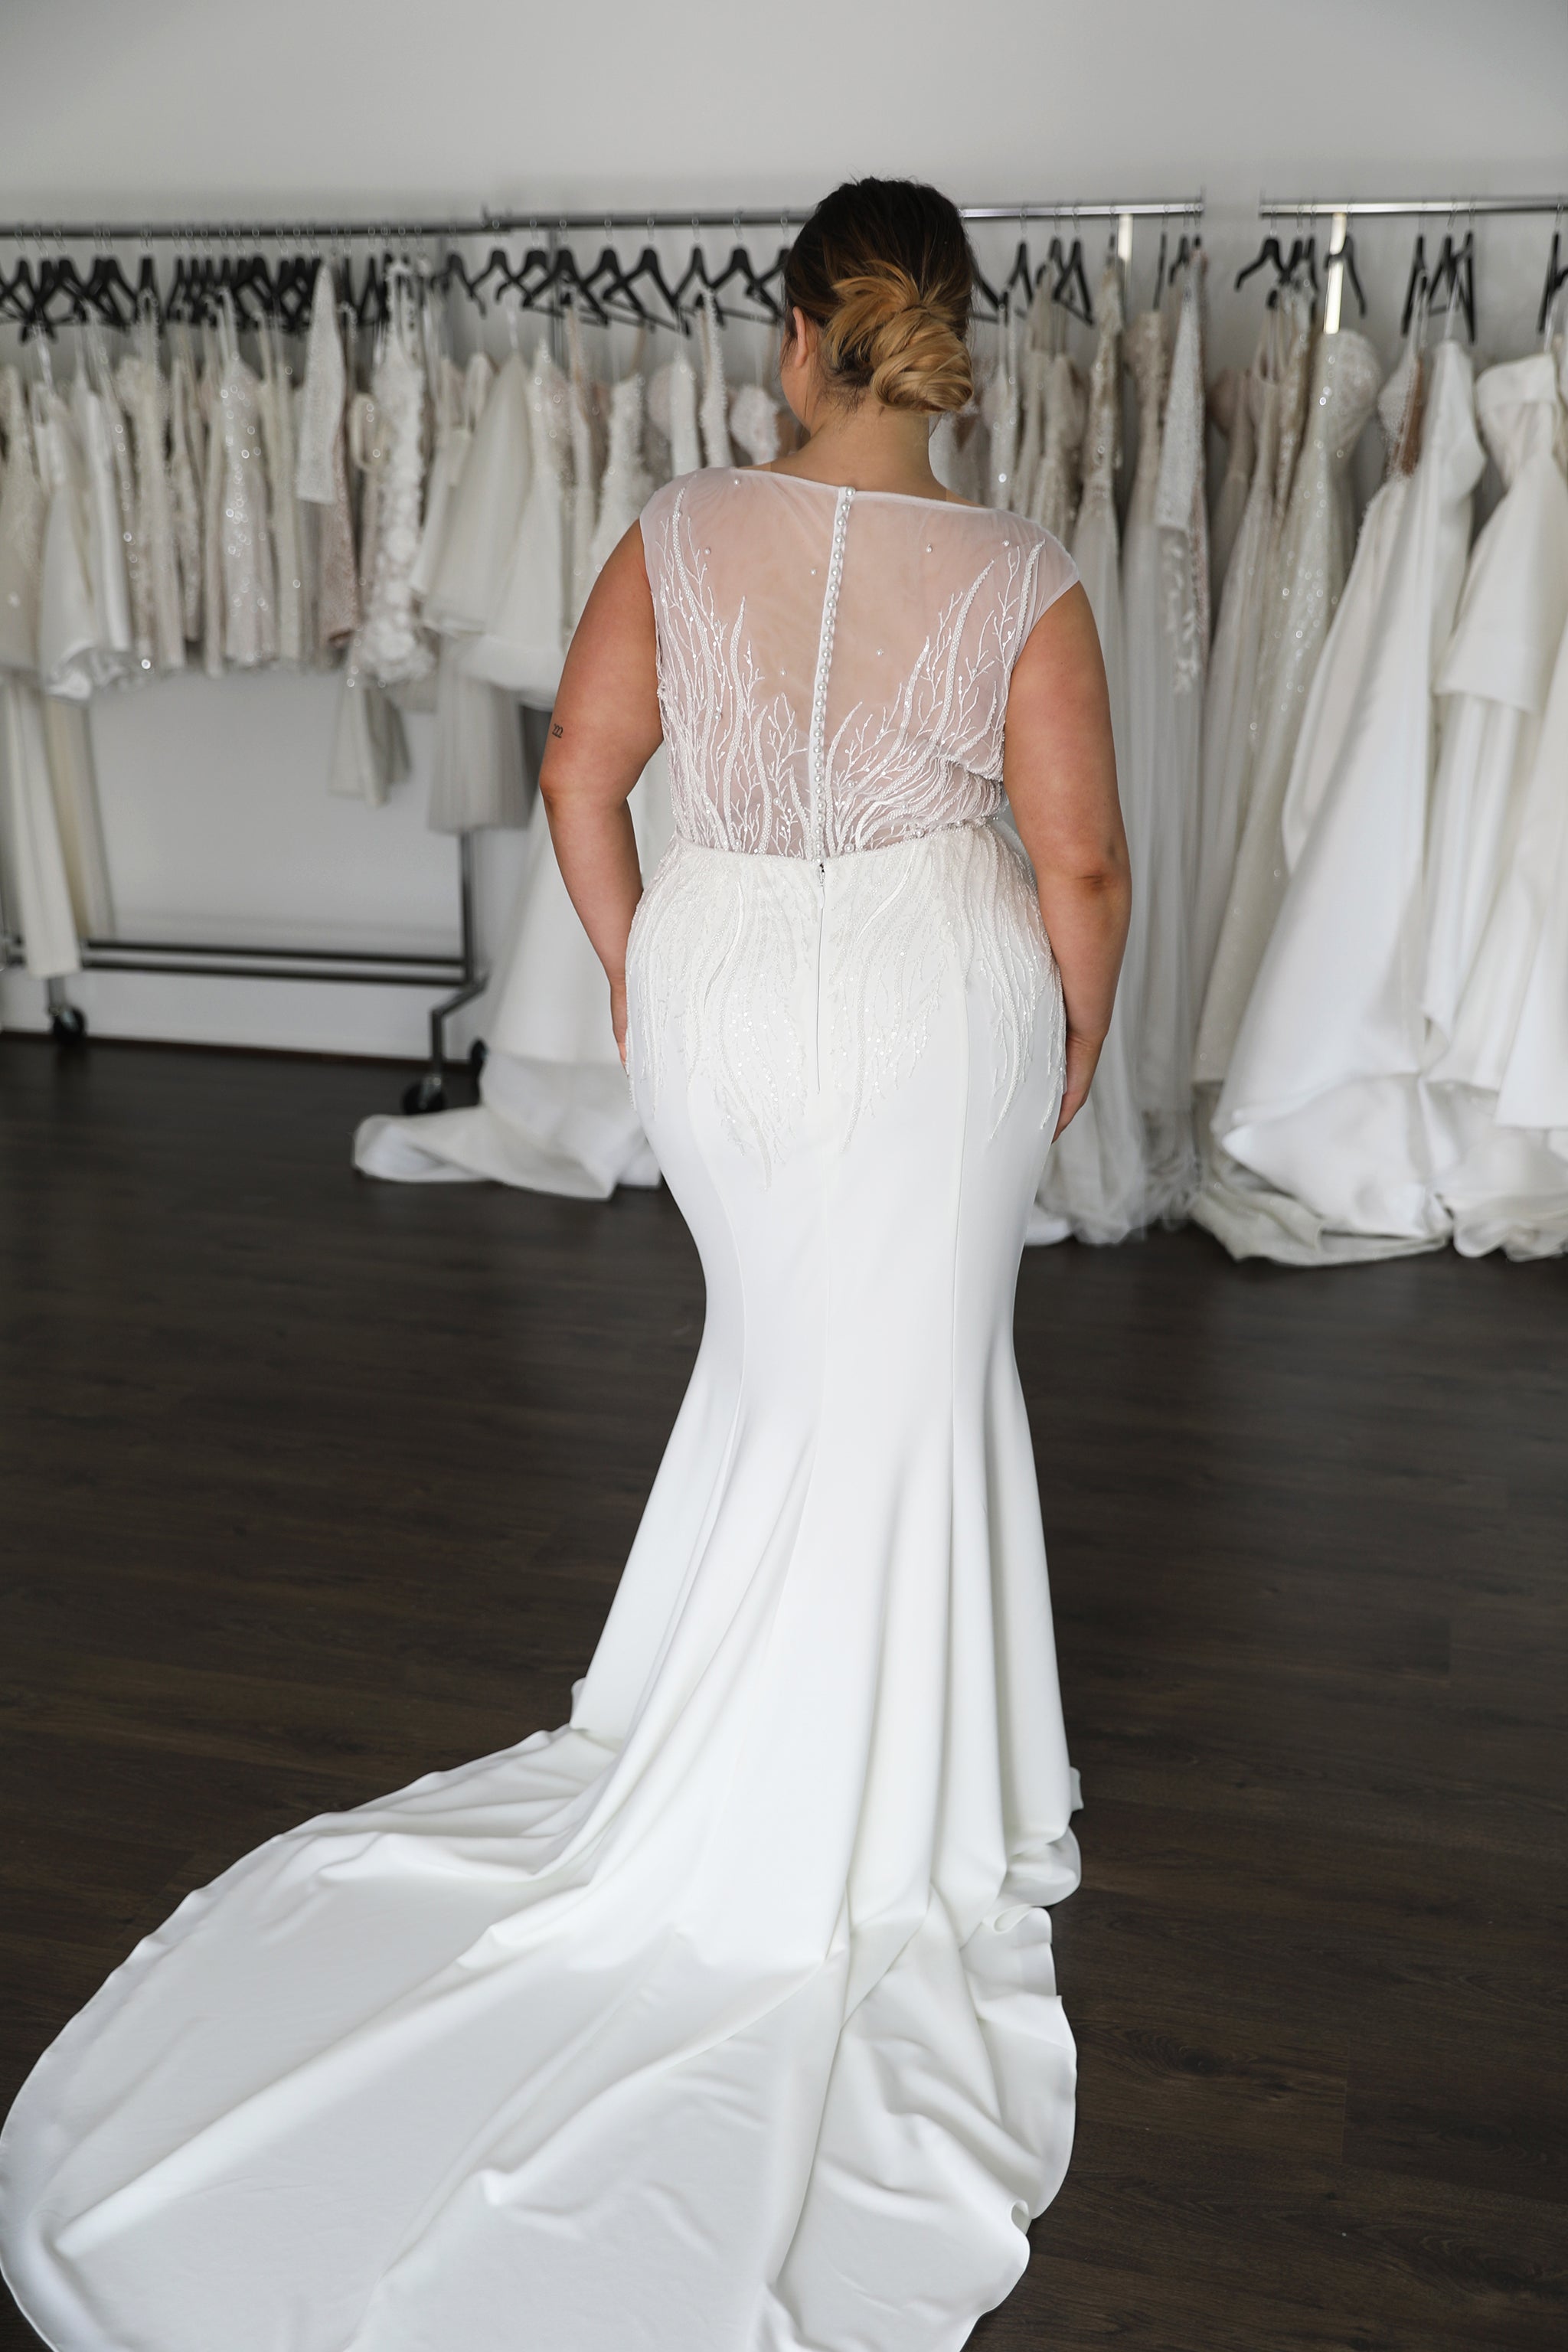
645,481,1061,860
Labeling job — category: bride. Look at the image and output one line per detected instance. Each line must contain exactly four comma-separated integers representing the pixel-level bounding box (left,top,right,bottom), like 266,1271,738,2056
0,180,1127,2352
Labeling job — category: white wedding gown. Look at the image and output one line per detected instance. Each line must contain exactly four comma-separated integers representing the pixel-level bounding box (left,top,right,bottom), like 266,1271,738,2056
1030,269,1147,1243
1423,350,1568,1257
1,466,1083,2352
1210,341,1485,1257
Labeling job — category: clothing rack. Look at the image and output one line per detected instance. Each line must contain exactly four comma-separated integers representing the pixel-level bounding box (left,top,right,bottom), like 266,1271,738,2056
0,191,1204,1098
0,199,1206,244
1258,192,1568,336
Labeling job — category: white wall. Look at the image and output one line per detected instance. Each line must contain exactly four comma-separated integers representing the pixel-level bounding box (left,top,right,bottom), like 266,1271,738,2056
2,0,1564,1055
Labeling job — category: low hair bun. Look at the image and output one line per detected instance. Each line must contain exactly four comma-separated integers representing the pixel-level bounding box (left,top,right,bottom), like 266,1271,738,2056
784,179,976,417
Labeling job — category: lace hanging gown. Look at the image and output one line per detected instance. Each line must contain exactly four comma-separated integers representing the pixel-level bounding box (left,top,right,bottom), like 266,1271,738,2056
1031,266,1148,1245
8,472,1084,2352
1210,341,1484,1260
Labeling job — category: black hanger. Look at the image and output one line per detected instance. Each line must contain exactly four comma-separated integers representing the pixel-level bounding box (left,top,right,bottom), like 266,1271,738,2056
1540,226,1568,336
1400,233,1429,336
1428,230,1475,341
616,243,688,332
704,243,784,326
1236,233,1285,293
1002,238,1034,309
1050,236,1094,326
1324,230,1367,319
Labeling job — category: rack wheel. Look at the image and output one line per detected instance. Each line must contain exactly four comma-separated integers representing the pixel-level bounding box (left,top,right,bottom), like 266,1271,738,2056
401,1073,446,1116
468,1038,488,1075
49,1003,87,1044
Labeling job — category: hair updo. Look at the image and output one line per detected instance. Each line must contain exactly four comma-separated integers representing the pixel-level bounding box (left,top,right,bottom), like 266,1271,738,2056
782,178,975,416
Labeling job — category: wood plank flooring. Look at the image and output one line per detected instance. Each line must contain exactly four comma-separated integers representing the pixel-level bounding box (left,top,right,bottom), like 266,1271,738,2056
1,1036,1563,2351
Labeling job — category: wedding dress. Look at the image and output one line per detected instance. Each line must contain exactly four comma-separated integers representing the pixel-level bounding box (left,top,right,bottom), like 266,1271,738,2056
1194,326,1381,1079
168,338,205,647
256,323,305,668
1031,267,1147,1245
646,342,701,484
355,289,433,691
0,368,44,674
463,346,571,707
1121,293,1200,1218
1420,351,1568,1257
358,364,665,1190
213,302,277,670
1211,340,1484,1256
1207,360,1255,601
296,266,360,653
0,680,80,978
34,386,106,701
696,293,733,470
1029,351,1085,544
116,317,185,674
71,373,135,683
8,463,1082,2352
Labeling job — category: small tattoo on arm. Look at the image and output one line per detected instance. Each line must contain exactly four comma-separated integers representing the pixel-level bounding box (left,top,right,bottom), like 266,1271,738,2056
550,723,564,738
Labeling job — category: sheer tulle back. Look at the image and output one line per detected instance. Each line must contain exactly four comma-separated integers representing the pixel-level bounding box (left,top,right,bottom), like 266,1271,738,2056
640,469,1076,859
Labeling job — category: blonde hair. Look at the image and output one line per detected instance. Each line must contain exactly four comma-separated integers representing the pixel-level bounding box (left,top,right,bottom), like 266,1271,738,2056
784,180,975,416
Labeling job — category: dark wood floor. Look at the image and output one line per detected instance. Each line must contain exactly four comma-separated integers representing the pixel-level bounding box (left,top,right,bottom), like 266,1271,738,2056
1,1035,1563,2352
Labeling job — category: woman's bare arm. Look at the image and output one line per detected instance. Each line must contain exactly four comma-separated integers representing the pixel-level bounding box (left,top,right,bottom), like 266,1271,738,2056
537,526,665,1063
1002,583,1130,1137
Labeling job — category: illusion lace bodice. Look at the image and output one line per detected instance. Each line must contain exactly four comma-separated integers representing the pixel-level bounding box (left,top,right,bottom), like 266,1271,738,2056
639,469,1077,861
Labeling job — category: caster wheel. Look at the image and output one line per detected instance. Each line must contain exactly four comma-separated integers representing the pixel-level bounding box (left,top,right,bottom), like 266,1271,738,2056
50,1003,87,1044
401,1073,446,1116
468,1038,488,1076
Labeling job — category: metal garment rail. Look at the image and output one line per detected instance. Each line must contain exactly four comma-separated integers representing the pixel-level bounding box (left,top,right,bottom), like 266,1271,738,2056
1259,191,1568,335
0,198,1207,243
0,191,1204,1096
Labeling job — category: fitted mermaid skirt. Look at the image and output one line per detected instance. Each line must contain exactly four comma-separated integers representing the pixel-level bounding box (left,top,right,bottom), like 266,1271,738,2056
0,820,1080,2352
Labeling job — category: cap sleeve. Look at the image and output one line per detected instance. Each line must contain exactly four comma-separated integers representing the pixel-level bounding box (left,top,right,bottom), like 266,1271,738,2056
1015,524,1080,655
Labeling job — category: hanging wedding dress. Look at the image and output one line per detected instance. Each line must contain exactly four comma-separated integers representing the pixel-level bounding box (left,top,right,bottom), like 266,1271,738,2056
1420,350,1568,1258
357,361,668,1196
0,368,44,675
1031,266,1147,1245
646,341,701,484
256,323,305,668
296,266,361,655
34,384,107,701
168,335,205,649
982,323,1021,508
696,293,733,470
116,313,185,674
67,371,134,686
355,286,433,691
5,467,1082,2352
1191,332,1279,1009
1207,360,1255,601
1029,350,1086,544
1194,325,1380,1093
1210,339,1484,1258
463,345,571,707
213,301,277,670
1121,283,1201,1219
0,680,80,979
